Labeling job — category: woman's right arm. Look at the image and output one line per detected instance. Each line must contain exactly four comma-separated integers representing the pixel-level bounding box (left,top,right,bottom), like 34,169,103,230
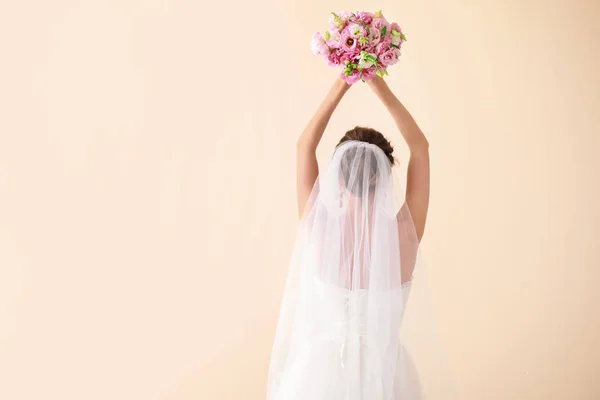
367,77,430,242
296,78,351,218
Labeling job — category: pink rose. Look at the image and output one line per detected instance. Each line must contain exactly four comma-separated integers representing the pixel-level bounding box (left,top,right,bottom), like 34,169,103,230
368,27,381,47
311,32,330,56
371,17,389,36
328,49,343,67
363,44,377,54
375,38,391,55
342,68,361,84
340,31,358,52
390,22,402,35
355,11,373,25
380,49,399,66
340,50,360,64
361,66,378,81
390,22,404,46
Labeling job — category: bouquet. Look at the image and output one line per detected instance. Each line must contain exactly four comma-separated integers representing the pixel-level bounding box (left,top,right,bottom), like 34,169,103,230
311,10,407,84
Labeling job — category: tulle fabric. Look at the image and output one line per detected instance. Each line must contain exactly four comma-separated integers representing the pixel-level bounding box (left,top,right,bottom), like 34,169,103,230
267,140,453,399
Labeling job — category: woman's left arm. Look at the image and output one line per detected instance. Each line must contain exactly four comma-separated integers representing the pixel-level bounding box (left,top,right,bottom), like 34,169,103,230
296,78,351,217
367,77,430,242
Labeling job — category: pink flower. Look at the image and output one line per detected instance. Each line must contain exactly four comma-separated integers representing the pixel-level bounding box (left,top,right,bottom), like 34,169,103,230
363,44,376,54
390,22,402,35
338,11,352,19
347,22,367,38
375,38,391,55
371,17,389,36
312,12,404,82
328,49,343,67
340,31,358,52
380,49,399,66
361,66,378,81
311,32,330,56
390,22,404,46
355,11,373,25
340,50,360,64
342,68,361,84
326,30,342,48
368,27,381,46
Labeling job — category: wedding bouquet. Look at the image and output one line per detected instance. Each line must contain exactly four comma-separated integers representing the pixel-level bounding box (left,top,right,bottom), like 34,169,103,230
311,10,407,84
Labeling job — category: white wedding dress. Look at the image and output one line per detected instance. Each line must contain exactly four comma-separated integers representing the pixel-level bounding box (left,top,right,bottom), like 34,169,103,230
267,140,449,400
272,279,420,400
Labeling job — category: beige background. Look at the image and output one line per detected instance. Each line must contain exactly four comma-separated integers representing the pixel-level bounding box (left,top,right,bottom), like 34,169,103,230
1,0,599,399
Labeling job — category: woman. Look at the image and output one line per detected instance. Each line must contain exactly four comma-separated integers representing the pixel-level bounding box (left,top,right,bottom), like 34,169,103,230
267,76,433,400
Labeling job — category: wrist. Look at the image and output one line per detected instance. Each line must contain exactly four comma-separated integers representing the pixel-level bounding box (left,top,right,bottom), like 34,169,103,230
367,76,388,89
334,77,351,93
369,80,393,98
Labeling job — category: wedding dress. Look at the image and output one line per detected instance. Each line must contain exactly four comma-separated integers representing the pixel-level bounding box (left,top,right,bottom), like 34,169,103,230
266,140,451,399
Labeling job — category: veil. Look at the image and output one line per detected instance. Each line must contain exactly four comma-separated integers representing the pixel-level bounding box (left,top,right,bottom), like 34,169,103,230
267,140,454,399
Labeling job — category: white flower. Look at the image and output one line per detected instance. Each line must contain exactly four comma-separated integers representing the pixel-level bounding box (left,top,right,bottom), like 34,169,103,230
369,28,381,45
391,34,402,46
348,23,365,38
311,32,328,55
358,52,377,69
358,59,373,69
326,29,342,47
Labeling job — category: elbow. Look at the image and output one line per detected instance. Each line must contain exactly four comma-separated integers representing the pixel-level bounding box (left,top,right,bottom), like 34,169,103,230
297,137,317,153
296,137,306,149
409,138,429,154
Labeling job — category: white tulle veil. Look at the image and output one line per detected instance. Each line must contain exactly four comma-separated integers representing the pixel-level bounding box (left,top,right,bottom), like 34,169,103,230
267,140,453,399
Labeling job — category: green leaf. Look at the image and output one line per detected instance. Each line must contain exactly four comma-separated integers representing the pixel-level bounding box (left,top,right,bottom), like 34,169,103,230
384,69,389,75
391,29,400,37
400,33,407,41
380,26,387,37
391,44,400,49
376,69,383,78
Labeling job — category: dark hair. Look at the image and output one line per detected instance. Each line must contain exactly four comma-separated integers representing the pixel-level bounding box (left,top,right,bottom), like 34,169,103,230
337,126,395,165
335,126,394,197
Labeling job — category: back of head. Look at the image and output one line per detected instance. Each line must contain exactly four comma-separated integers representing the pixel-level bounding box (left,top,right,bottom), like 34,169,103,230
334,127,395,198
337,126,395,166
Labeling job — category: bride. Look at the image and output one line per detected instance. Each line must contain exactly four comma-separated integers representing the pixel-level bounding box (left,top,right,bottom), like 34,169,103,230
266,75,435,399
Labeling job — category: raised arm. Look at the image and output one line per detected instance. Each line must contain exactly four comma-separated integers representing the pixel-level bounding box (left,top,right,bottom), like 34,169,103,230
367,77,430,241
296,78,351,217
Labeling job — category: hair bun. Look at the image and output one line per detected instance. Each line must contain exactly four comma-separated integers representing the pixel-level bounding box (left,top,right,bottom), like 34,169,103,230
337,126,395,165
